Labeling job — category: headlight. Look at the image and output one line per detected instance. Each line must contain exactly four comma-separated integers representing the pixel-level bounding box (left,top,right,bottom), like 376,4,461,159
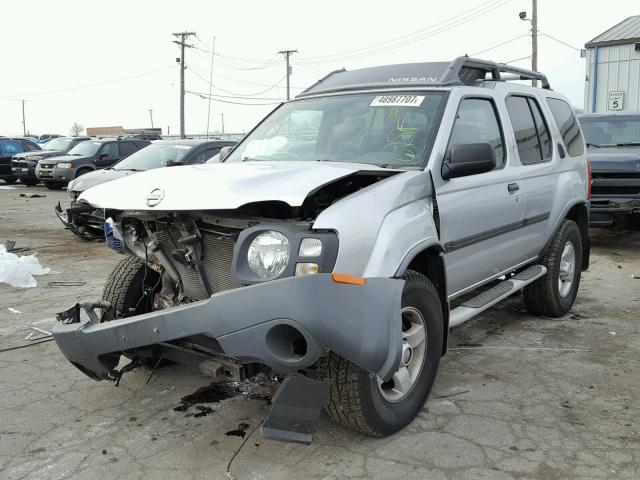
56,162,73,169
247,231,290,280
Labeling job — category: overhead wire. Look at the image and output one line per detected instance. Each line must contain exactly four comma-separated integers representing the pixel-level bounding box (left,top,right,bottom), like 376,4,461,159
0,65,176,99
471,32,530,56
301,0,512,64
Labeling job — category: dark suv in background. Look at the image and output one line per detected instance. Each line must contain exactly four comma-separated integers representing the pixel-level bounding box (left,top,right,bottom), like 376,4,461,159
35,137,149,189
0,138,41,183
579,113,640,227
11,136,91,186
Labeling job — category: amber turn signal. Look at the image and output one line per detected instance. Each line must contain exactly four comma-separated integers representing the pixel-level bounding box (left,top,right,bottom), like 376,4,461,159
331,273,366,286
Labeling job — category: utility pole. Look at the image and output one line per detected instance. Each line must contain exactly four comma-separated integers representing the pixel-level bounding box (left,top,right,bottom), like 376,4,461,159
220,113,225,134
13,99,27,136
148,109,154,128
519,1,538,87
278,49,297,100
172,31,196,138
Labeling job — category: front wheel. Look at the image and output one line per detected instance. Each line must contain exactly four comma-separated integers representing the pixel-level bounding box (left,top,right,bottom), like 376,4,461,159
523,219,582,317
19,177,39,186
317,270,443,437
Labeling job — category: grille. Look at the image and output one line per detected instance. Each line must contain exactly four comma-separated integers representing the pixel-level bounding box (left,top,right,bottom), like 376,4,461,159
40,164,54,169
11,161,27,168
155,228,242,301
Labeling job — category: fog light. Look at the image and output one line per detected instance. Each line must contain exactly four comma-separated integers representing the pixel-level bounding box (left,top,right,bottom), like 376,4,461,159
299,238,322,257
295,262,319,276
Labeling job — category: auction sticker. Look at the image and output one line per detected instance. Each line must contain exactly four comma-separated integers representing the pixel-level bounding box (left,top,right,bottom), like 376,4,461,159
370,95,425,107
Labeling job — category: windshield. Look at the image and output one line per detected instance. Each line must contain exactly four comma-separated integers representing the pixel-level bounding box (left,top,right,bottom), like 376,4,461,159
226,92,446,168
43,137,74,151
68,141,102,156
580,116,640,146
114,143,193,171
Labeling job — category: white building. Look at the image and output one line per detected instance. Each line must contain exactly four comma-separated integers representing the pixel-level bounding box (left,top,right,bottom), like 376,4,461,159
584,16,640,113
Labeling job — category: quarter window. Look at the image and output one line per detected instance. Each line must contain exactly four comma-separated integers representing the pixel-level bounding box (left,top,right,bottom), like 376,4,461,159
448,98,505,169
506,96,552,165
546,98,584,156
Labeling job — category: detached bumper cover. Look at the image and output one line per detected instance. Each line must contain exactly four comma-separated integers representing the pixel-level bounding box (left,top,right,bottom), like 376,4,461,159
53,274,404,382
55,201,104,238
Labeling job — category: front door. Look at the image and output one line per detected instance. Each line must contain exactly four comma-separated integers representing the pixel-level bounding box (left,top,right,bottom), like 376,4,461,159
434,96,526,298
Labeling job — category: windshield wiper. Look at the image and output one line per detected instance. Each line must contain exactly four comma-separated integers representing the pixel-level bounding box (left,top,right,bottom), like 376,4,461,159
116,168,143,172
586,143,601,148
615,142,640,147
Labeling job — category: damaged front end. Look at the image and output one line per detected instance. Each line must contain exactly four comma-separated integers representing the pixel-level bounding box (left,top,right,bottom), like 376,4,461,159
55,192,105,240
52,172,405,386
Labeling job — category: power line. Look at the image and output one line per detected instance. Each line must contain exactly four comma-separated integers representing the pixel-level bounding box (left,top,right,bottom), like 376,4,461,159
187,68,285,99
471,32,530,56
302,0,511,64
539,32,581,52
186,90,281,106
0,65,176,99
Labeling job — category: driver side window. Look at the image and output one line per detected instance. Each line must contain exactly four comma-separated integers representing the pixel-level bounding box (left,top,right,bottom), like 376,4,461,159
100,142,119,159
448,98,505,169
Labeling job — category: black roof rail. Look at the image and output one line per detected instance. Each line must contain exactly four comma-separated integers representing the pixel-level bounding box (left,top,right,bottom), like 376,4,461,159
297,56,550,97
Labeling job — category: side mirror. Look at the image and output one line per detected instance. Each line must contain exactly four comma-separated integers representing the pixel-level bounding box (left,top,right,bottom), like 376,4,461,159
219,146,233,162
99,153,108,159
166,159,183,167
442,142,497,180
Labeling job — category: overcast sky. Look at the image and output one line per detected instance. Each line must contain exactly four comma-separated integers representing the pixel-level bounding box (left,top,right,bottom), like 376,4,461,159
0,0,635,137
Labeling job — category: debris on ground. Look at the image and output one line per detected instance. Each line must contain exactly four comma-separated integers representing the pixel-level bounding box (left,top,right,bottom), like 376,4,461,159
631,274,640,279
46,281,86,287
2,240,32,253
194,406,215,418
19,193,46,198
7,307,21,314
0,245,50,288
225,423,250,438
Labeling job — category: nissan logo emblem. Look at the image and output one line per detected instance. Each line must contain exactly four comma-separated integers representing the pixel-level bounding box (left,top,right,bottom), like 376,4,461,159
145,188,164,207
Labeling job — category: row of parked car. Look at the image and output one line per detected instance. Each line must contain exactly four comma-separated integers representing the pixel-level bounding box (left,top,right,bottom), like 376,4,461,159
0,135,236,238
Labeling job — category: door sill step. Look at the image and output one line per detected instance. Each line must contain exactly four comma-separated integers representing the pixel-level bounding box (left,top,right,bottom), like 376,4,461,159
449,264,546,328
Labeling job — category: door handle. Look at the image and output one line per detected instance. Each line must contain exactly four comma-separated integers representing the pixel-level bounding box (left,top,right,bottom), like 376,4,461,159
507,183,520,193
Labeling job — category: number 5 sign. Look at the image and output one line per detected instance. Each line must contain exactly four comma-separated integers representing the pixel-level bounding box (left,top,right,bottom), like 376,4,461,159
608,91,624,111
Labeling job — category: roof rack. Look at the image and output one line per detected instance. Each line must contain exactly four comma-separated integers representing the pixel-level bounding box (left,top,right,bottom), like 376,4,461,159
297,56,550,97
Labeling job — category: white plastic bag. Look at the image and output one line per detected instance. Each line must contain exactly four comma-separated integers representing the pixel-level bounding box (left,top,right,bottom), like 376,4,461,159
0,245,51,288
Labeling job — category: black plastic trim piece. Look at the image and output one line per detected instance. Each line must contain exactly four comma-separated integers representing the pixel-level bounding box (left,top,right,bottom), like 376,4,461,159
444,212,550,252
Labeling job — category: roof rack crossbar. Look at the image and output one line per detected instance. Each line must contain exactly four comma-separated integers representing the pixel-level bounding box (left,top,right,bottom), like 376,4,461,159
454,57,551,89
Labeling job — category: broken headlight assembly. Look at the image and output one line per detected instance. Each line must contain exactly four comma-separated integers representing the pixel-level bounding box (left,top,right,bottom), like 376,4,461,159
232,224,338,284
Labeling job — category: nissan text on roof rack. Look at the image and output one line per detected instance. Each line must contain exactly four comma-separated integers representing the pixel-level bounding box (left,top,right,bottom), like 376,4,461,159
51,57,591,442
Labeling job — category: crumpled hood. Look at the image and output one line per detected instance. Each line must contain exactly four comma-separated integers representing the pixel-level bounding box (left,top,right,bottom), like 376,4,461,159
589,147,640,172
79,161,392,210
69,168,135,193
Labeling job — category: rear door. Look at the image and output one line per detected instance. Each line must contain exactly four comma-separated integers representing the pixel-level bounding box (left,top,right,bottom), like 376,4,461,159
96,142,119,168
434,95,526,298
504,95,558,259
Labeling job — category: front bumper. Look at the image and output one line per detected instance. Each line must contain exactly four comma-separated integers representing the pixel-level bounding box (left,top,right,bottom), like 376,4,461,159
36,166,74,182
10,160,37,179
589,196,640,226
53,274,403,382
55,201,105,239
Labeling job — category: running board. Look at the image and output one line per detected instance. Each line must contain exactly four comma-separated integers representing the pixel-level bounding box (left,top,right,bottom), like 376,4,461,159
449,265,546,328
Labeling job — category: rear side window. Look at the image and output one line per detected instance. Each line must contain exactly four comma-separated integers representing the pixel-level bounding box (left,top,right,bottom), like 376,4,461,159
506,96,552,165
23,141,40,152
546,98,584,156
448,98,505,168
119,142,137,156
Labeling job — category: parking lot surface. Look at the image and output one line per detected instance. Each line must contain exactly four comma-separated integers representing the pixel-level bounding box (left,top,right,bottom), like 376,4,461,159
0,184,638,480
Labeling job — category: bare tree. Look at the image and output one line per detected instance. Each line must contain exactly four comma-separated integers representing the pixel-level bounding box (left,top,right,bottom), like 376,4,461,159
70,122,84,137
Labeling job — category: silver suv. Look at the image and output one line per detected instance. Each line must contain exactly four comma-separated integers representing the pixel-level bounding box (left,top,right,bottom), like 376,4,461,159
52,57,590,440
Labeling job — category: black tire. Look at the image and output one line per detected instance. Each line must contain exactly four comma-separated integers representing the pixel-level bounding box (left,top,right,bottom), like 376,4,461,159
102,256,160,320
19,177,39,186
75,168,92,179
44,182,65,190
523,220,582,317
3,177,17,184
317,271,443,437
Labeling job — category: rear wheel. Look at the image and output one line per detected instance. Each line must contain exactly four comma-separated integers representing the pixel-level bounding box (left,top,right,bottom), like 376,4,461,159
523,220,582,317
317,271,443,436
19,177,39,186
44,181,65,190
